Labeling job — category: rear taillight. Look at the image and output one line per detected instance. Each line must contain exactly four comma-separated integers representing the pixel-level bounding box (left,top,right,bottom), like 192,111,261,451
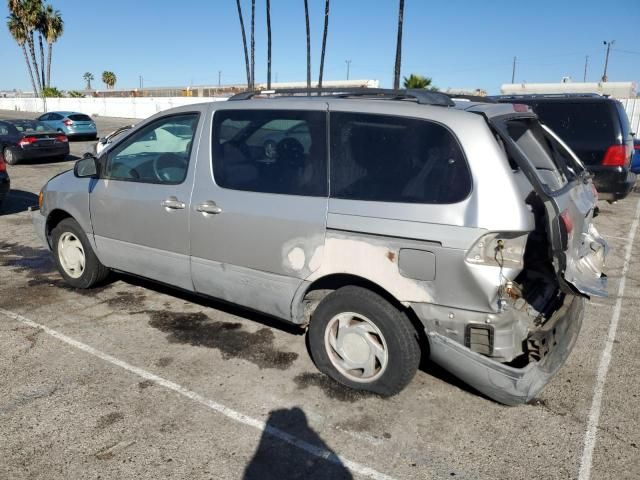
602,145,629,167
0,154,6,172
63,119,73,126
55,134,68,142
559,210,574,250
18,136,38,147
466,232,529,268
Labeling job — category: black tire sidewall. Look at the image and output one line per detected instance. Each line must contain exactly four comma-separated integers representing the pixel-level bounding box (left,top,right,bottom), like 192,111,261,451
308,286,420,396
52,218,105,288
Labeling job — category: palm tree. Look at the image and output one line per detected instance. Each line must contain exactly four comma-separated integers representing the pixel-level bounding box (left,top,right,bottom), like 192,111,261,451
303,0,311,90
266,0,271,89
7,12,39,96
250,0,255,89
403,74,434,89
393,0,405,90
235,0,251,88
83,72,94,90
21,0,45,94
102,71,116,89
42,4,63,88
317,0,330,89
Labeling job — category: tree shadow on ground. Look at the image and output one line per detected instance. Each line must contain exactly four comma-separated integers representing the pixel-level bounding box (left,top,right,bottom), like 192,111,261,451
243,407,352,480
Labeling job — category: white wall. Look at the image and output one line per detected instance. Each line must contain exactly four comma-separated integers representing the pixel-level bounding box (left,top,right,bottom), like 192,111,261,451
0,96,227,119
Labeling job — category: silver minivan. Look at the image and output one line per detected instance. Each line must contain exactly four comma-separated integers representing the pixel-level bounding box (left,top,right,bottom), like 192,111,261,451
32,89,608,405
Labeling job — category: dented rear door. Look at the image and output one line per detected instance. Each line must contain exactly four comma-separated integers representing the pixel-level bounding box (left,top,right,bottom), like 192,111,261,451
491,113,608,297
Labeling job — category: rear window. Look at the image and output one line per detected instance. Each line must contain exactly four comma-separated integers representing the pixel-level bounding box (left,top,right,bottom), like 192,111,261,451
11,121,48,132
506,118,579,192
532,102,615,144
330,112,471,204
68,114,93,122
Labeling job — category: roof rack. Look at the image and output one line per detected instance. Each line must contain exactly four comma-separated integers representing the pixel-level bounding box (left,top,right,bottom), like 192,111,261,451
446,94,496,103
228,88,455,107
490,93,603,100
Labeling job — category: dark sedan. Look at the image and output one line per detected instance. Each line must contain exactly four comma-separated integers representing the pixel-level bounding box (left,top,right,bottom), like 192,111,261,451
0,119,70,165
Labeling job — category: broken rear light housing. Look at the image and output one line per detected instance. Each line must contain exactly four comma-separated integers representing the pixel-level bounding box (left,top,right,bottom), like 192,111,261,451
465,232,529,268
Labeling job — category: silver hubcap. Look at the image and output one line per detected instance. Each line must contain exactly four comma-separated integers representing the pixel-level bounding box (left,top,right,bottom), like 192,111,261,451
324,312,388,383
5,149,13,162
57,232,86,278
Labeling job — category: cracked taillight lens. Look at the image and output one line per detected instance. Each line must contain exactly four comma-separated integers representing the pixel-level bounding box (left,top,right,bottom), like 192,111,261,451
465,232,529,268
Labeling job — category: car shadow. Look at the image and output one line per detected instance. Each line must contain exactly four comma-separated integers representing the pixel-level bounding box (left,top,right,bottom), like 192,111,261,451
13,154,80,166
243,407,353,480
0,190,38,215
115,272,304,336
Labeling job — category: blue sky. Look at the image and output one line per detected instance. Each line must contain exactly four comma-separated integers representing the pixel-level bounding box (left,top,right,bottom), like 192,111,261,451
1,0,638,93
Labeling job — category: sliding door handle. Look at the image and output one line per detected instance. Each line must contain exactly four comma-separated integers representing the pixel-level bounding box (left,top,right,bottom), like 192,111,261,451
196,201,222,215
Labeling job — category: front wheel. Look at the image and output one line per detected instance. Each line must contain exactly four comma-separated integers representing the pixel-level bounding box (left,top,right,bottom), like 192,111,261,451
52,218,109,288
307,286,421,396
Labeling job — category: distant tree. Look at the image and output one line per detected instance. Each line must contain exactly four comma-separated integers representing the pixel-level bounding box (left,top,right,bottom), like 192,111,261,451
21,0,45,93
67,90,85,98
318,0,330,89
403,74,437,90
266,0,271,89
303,0,311,89
42,86,62,97
393,0,405,89
234,0,251,88
41,5,63,88
7,13,39,96
83,72,94,90
102,71,116,89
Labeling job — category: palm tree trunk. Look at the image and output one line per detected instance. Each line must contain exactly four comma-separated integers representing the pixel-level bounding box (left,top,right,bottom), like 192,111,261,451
250,0,255,89
393,0,405,90
304,0,311,91
235,0,251,88
26,33,42,94
266,0,272,89
318,0,330,89
47,42,53,88
21,44,39,97
38,33,46,88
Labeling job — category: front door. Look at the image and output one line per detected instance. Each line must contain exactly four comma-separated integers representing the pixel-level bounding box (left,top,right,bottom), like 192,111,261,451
189,106,328,320
90,110,203,290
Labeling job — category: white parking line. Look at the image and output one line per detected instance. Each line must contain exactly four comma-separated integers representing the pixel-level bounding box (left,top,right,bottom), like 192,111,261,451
0,307,396,480
578,197,640,480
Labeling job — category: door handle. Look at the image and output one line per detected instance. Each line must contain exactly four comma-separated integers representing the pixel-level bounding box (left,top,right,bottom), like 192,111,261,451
161,196,186,210
196,201,222,215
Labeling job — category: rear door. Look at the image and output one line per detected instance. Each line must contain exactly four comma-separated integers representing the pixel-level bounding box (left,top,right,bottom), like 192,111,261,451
189,105,328,320
491,113,608,297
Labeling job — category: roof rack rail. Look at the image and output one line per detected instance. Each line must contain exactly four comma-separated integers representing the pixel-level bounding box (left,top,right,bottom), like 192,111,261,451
228,88,455,107
490,93,603,100
445,94,497,103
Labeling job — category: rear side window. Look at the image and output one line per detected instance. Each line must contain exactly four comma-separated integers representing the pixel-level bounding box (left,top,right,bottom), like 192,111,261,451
532,102,615,144
614,101,632,141
330,112,471,204
212,109,327,197
68,114,92,122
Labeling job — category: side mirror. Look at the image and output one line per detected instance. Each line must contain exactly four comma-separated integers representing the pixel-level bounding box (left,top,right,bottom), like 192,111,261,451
74,155,99,178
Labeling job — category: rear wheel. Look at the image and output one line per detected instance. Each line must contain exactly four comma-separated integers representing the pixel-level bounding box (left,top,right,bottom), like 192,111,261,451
307,286,420,396
4,147,18,165
52,218,109,288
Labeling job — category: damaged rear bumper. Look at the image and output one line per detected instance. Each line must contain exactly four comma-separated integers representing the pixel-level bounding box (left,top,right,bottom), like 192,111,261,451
426,294,584,406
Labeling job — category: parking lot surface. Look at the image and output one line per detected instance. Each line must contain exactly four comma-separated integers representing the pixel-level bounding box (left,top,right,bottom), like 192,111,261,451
1,110,639,479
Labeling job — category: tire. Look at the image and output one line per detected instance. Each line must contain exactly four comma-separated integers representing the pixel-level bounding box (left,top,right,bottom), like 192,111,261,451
4,147,18,165
52,218,109,288
307,286,420,396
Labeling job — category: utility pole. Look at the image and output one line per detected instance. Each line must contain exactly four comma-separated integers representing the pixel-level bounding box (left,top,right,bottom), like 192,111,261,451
602,40,615,82
583,55,589,82
218,70,222,87
139,75,143,90
345,59,352,81
511,56,517,83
